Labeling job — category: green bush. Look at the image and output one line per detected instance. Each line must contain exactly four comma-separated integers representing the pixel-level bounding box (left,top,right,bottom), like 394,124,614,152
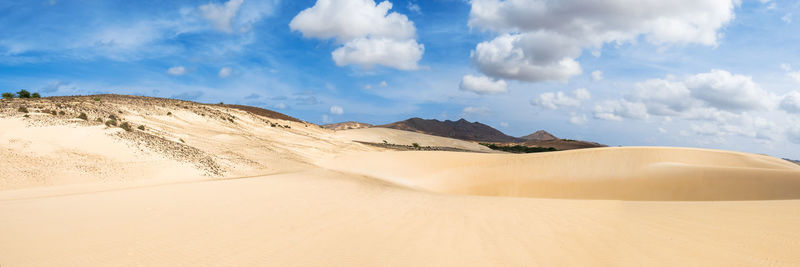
93,97,100,101
96,118,103,123
412,143,420,149
108,114,117,121
137,125,145,131
167,111,172,116
31,93,41,98
17,106,28,113
105,120,117,127
77,112,88,120
58,111,65,115
119,122,132,131
16,90,31,98
2,92,13,99
479,143,557,153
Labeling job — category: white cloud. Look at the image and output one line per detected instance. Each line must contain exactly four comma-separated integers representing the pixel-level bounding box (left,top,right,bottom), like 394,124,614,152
379,80,388,87
322,114,332,123
629,78,695,115
685,69,775,111
782,13,793,24
199,0,244,33
499,122,509,127
273,103,287,109
167,66,187,76
591,70,603,81
462,106,491,115
363,84,373,90
593,100,649,121
781,91,800,113
331,37,423,70
783,65,800,84
789,124,800,144
218,67,232,78
532,88,591,109
407,3,421,14
459,74,508,95
290,0,423,70
330,105,344,115
467,0,739,82
471,32,582,82
569,113,588,125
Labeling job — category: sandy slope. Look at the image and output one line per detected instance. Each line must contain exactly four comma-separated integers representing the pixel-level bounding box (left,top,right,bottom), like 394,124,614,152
321,147,800,200
2,96,800,266
333,127,494,152
2,170,800,266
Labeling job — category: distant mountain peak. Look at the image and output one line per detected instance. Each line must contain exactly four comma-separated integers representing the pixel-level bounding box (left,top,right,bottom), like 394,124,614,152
377,118,521,143
521,130,558,141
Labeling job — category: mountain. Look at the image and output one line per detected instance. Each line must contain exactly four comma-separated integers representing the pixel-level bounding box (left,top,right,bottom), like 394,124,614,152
518,130,605,150
377,118,522,143
323,121,373,130
520,130,558,141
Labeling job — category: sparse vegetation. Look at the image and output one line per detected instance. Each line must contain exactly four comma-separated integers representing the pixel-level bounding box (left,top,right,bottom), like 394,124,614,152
479,143,557,153
412,143,420,149
105,120,117,127
137,125,145,131
179,138,185,143
93,97,100,101
96,118,103,123
120,122,132,131
18,106,28,113
108,114,118,121
167,111,172,116
77,112,88,120
16,89,31,98
58,111,65,115
2,92,13,99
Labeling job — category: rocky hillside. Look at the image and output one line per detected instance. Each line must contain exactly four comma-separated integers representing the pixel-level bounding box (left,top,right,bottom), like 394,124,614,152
377,118,522,143
520,130,558,141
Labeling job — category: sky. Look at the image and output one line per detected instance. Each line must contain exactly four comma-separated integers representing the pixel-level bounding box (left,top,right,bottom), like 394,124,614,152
1,0,800,158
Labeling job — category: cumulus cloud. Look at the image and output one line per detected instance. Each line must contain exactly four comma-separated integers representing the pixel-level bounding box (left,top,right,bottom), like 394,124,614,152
685,69,774,111
782,64,800,83
591,70,603,81
629,78,695,115
199,0,243,33
167,66,187,76
462,106,491,115
593,100,649,121
569,113,588,125
532,88,591,109
290,0,424,70
783,13,792,24
781,91,800,113
468,0,739,82
471,32,582,82
459,74,508,95
330,105,344,115
218,67,232,78
331,37,423,70
379,80,388,87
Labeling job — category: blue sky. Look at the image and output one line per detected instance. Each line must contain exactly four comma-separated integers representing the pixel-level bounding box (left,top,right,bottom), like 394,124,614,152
2,0,800,158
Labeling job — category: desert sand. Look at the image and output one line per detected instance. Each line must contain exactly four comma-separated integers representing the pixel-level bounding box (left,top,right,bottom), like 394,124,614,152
2,96,800,266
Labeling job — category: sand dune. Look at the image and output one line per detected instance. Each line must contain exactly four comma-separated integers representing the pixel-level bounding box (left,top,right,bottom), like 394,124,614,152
332,127,494,152
322,147,800,200
2,96,800,266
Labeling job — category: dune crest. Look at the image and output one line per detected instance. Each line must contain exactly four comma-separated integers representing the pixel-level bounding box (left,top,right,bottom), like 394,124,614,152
322,147,800,200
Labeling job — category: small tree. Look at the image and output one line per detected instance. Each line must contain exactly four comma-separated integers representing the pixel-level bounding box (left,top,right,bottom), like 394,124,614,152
412,143,420,149
1,92,13,99
31,92,41,98
16,90,31,98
